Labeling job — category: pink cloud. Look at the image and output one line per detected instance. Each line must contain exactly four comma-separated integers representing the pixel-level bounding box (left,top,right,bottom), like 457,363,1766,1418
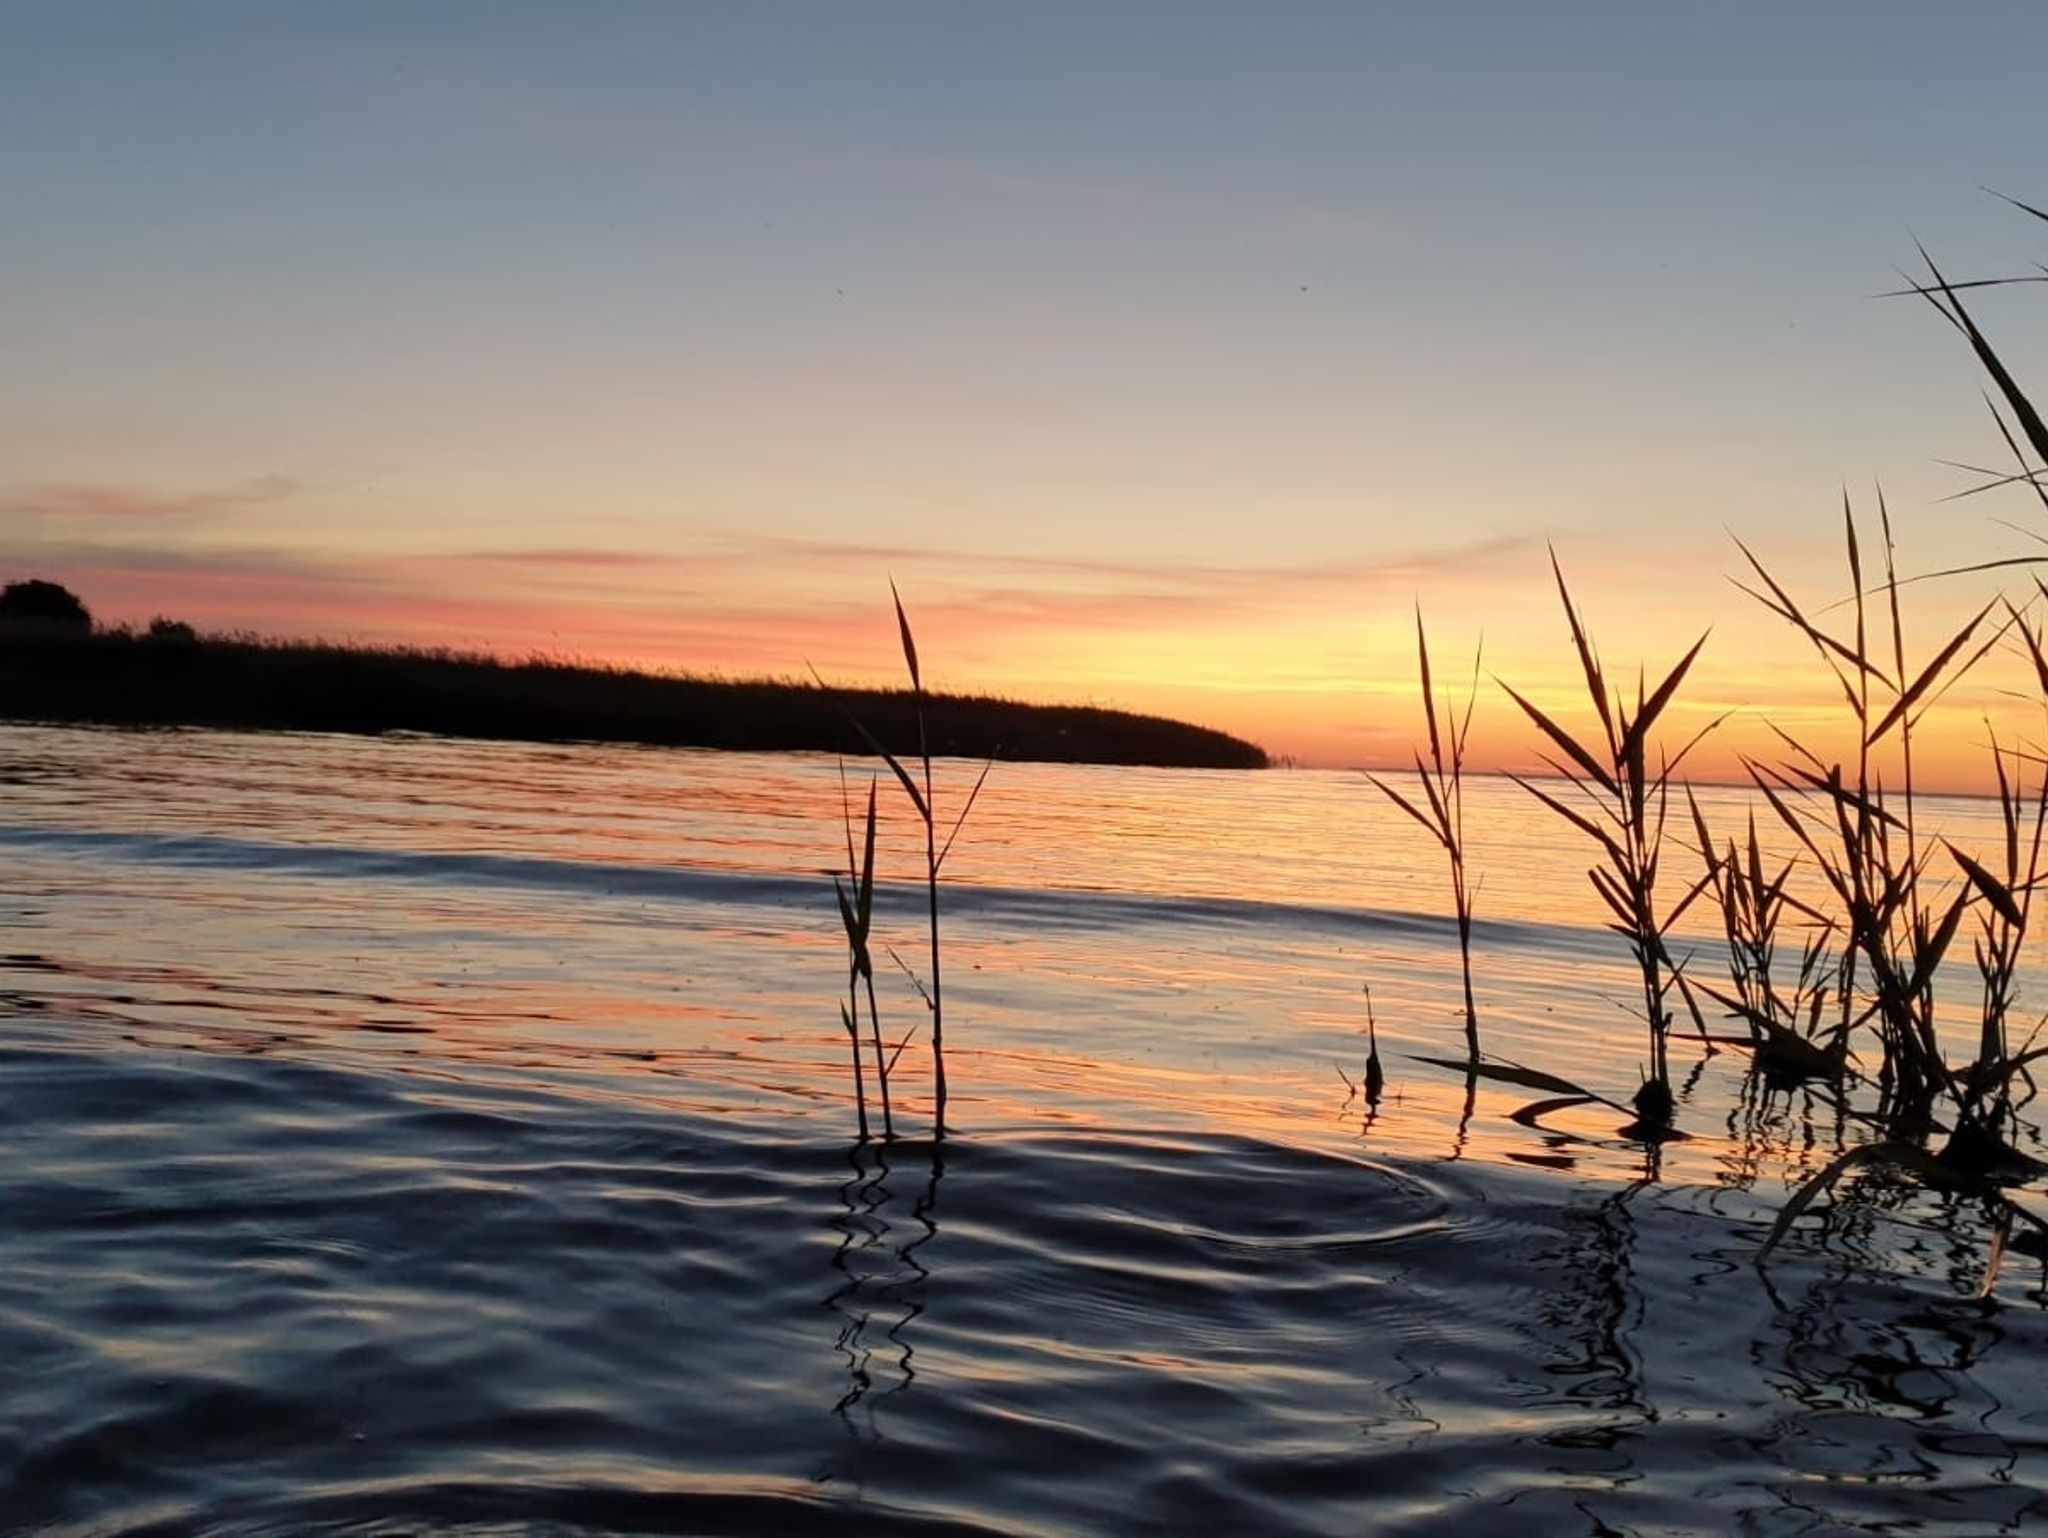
0,519,1563,770
3,523,1539,662
3,475,301,523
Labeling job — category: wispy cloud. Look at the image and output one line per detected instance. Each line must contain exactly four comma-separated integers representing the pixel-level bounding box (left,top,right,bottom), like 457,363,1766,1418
462,547,678,571
0,515,1560,759
3,518,1542,651
648,528,1540,616
5,514,2019,780
2,475,301,523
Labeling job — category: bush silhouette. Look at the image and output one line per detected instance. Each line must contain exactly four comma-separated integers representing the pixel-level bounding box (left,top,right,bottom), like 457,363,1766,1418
0,579,92,633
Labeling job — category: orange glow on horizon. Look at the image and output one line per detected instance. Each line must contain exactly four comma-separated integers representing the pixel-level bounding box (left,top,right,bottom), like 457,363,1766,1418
24,518,2040,798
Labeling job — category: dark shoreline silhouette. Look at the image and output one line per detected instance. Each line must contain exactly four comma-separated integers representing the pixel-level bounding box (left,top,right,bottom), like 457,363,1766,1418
0,629,1269,770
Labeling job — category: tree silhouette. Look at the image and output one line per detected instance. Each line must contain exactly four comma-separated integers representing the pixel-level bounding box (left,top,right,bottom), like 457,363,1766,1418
0,579,93,633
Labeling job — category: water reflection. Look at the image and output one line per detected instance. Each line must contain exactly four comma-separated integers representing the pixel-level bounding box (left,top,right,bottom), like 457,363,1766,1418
1718,1067,1851,1192
825,1140,945,1439
1759,1239,2028,1495
1537,1166,1657,1439
14,723,2048,1535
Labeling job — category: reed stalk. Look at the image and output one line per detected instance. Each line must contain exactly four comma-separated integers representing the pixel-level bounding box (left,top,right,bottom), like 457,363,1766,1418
835,585,991,1140
1735,502,2005,1133
1757,208,2048,1259
1686,790,1848,1083
1370,610,1481,1059
1502,553,1716,1130
834,769,893,1140
1947,612,2048,1154
1363,984,1386,1103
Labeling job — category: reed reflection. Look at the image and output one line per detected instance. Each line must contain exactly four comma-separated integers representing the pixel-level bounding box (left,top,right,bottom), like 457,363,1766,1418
1759,1209,2024,1489
1532,1160,1658,1470
1717,1066,1851,1193
824,1138,945,1439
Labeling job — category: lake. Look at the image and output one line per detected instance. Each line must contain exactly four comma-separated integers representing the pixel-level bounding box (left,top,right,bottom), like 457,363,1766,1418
2,722,2045,1535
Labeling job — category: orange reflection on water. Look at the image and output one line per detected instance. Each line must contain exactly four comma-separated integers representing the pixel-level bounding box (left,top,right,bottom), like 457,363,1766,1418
6,724,2034,1204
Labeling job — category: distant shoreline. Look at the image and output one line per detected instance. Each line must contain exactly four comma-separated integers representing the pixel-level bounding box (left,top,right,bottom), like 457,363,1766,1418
0,630,1269,770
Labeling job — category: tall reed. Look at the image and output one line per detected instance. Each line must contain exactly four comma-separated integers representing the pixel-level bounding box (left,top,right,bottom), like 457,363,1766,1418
1686,790,1847,1083
1735,503,2003,1132
1371,609,1482,1059
836,585,991,1139
1502,554,1714,1129
1948,703,2048,1156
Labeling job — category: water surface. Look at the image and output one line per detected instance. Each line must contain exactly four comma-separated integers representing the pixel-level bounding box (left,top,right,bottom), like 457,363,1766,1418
3,724,2045,1535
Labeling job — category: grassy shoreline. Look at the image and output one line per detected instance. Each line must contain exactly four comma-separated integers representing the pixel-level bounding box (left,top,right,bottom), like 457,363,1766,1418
0,628,1269,770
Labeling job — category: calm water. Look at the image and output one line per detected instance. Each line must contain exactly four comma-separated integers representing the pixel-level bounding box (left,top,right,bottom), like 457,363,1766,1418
3,723,2046,1536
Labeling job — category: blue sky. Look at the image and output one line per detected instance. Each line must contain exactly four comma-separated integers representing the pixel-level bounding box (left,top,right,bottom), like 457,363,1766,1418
4,3,2045,770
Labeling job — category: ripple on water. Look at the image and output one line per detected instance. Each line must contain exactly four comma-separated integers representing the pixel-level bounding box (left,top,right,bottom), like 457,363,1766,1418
0,1028,1464,1535
4,1022,2048,1536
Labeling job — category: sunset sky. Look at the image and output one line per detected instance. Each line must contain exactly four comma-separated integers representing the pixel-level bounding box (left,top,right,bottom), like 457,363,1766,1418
5,3,2047,782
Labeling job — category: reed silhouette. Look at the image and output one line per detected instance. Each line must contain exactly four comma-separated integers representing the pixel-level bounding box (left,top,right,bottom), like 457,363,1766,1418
820,587,991,1141
1501,555,1715,1133
833,770,889,1141
1379,198,2048,1271
1370,612,1482,1059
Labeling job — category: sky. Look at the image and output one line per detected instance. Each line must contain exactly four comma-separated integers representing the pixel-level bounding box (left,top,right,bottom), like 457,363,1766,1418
4,2,2048,783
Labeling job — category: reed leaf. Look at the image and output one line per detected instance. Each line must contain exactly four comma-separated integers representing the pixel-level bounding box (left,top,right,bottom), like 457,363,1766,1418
936,756,995,872
1500,683,1619,794
1699,989,1848,1080
1369,774,1449,848
854,714,929,822
1983,398,2048,519
1509,1095,1599,1128
1412,750,1450,828
1985,186,2048,225
833,873,860,939
1904,892,1970,999
1766,762,1908,831
2018,591,2048,695
1949,841,2026,929
1864,601,1994,744
1588,865,1637,928
1663,863,1718,932
1844,493,1864,610
1415,605,1443,768
1506,772,1629,869
1731,537,1888,686
1663,711,1731,780
807,663,931,821
1412,1055,1626,1110
856,779,878,936
839,1000,869,1141
1550,550,1616,753
1912,241,2048,469
1621,632,1709,765
890,578,922,693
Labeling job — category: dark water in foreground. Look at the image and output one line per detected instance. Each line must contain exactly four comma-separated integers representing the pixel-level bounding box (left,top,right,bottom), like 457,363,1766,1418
3,726,2047,1534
